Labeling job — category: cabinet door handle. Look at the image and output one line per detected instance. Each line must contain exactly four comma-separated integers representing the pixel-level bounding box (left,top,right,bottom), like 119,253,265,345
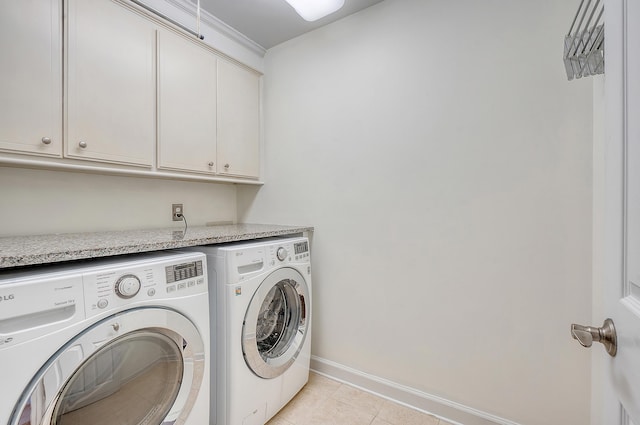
208,161,214,167
224,163,230,169
41,137,52,145
78,141,88,149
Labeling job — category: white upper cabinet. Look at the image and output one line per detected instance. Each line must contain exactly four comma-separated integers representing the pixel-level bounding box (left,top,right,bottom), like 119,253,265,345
217,60,261,179
0,0,262,183
0,0,62,157
157,29,218,174
66,0,156,167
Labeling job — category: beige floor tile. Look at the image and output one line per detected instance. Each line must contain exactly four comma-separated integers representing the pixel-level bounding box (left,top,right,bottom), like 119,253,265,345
269,373,452,425
274,387,330,424
265,417,295,425
304,372,342,397
377,400,440,425
371,418,395,425
307,398,376,425
330,383,386,416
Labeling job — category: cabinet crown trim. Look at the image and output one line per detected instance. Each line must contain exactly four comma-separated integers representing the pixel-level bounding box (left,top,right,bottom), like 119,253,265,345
164,0,267,56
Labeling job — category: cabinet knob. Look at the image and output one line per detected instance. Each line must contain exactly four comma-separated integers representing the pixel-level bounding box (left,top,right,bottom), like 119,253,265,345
78,141,87,149
208,161,214,167
224,163,230,169
41,137,52,145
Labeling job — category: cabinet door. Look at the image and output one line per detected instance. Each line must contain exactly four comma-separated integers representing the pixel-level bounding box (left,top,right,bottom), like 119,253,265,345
0,0,62,157
157,30,217,174
217,60,260,178
66,0,155,167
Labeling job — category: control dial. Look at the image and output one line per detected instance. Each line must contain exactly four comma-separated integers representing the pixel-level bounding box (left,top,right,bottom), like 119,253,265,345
276,247,288,261
115,274,141,299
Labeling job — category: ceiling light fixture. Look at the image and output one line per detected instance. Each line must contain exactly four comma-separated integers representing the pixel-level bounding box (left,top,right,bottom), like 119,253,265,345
284,0,346,22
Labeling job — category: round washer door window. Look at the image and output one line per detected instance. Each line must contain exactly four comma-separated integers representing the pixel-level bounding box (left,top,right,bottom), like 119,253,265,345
10,308,205,425
53,330,183,425
242,267,310,379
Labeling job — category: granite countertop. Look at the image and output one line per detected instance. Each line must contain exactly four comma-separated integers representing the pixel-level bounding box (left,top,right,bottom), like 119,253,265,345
0,223,313,269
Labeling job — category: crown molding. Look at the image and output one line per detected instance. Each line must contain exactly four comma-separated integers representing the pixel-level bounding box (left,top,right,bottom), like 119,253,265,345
164,0,267,56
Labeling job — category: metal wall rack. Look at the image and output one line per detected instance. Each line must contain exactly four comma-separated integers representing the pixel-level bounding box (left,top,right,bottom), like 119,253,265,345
564,0,604,80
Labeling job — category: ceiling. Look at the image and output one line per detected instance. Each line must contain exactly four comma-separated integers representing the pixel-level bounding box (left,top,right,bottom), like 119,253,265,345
195,0,384,50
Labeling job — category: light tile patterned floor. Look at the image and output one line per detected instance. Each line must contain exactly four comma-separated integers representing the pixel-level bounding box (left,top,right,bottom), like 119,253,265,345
266,372,456,425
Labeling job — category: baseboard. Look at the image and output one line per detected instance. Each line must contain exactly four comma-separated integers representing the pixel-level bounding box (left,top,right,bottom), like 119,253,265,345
310,356,523,425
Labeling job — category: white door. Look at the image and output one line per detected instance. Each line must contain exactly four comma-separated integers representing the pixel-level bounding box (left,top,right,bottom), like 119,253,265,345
595,0,640,423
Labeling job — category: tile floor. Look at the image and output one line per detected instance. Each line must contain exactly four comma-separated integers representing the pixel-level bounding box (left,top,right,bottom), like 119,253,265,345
266,372,455,425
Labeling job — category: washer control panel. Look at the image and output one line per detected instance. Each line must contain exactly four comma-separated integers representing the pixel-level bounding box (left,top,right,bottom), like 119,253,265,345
276,247,288,261
114,274,141,299
293,240,309,258
270,240,310,264
0,252,207,348
83,254,206,318
165,260,204,283
226,238,310,283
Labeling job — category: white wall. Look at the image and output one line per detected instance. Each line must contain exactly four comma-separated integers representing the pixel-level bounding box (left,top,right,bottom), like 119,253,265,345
0,167,236,236
590,76,605,425
238,1,594,424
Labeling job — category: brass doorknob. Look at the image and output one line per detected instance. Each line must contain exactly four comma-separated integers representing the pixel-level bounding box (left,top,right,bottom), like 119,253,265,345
571,318,617,357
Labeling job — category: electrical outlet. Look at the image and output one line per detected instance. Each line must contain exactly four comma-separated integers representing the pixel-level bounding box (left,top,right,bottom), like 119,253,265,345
172,204,183,221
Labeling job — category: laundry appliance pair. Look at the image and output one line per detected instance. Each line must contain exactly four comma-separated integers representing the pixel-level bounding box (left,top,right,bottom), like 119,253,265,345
0,236,312,425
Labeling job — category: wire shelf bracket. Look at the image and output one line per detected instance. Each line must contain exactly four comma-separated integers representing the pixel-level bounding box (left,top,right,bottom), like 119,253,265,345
564,0,604,80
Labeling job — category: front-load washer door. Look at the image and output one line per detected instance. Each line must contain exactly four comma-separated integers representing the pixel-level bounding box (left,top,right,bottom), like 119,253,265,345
242,267,310,379
9,307,205,425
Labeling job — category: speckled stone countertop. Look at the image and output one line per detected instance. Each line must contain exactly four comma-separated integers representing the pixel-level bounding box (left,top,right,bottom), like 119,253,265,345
0,223,313,269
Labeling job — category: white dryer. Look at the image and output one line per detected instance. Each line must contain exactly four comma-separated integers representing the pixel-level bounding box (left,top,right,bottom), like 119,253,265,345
0,251,210,425
197,237,312,425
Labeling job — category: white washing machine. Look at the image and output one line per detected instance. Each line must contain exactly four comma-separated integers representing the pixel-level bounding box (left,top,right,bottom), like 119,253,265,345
0,251,210,425
195,237,312,425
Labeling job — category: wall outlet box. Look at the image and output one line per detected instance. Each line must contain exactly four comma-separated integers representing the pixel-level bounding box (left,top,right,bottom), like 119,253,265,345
172,204,183,221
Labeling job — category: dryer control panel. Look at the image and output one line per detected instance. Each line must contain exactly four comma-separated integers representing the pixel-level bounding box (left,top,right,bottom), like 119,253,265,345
83,254,207,318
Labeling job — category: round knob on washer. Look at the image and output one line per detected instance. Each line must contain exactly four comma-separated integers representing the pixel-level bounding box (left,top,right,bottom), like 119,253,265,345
276,247,288,261
115,274,141,298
